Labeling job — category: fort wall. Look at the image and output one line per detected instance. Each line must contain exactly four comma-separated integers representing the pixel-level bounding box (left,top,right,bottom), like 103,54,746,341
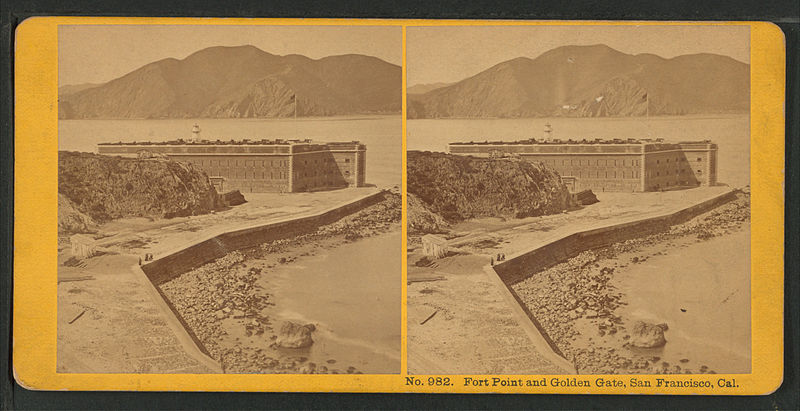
642,150,698,191
523,153,642,192
448,140,718,193
98,141,366,193
291,151,349,192
679,143,717,187
172,154,292,193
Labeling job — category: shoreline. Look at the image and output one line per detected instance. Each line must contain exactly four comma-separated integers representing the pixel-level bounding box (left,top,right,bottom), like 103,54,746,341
56,188,398,373
511,192,750,374
158,191,401,373
406,187,749,375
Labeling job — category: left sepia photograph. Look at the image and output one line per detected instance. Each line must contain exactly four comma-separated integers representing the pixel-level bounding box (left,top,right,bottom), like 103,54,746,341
56,24,402,374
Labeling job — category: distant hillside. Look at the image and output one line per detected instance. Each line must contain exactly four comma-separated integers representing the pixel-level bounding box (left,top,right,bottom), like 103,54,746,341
59,45,401,119
407,82,452,95
407,151,572,222
58,83,102,96
408,44,749,119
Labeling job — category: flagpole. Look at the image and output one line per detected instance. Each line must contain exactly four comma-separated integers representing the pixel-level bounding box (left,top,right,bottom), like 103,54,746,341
293,94,298,138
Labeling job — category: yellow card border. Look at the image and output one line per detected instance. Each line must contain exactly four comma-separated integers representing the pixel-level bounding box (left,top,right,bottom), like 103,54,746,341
13,17,786,394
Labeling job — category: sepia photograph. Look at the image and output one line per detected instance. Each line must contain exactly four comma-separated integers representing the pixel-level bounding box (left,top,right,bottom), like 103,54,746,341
406,25,751,376
56,24,402,374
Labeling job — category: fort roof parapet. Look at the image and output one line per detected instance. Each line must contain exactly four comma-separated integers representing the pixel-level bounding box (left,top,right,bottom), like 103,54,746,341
98,138,364,147
449,138,714,146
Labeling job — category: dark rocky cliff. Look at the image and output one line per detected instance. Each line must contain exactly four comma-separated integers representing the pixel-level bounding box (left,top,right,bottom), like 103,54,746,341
407,151,572,222
59,151,220,222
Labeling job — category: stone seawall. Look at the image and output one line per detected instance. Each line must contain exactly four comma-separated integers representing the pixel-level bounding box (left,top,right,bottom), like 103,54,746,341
141,190,385,285
483,189,739,372
493,189,739,286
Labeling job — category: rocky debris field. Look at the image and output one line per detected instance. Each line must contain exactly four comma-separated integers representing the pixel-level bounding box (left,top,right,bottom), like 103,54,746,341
512,192,750,374
159,191,400,373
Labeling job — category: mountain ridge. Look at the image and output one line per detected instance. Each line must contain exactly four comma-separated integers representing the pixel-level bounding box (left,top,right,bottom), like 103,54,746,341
59,45,401,119
408,44,749,119
407,82,453,95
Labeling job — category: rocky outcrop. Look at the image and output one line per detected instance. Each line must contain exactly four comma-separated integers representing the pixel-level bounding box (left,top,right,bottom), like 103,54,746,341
407,193,450,234
59,151,220,222
58,193,98,234
408,151,572,222
569,77,650,117
630,321,668,348
275,321,316,348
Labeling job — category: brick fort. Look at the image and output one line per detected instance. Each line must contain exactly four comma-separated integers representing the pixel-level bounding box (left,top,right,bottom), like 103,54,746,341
448,138,717,192
98,138,366,193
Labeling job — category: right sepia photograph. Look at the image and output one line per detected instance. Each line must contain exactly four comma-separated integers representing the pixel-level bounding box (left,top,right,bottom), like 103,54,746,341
405,25,751,375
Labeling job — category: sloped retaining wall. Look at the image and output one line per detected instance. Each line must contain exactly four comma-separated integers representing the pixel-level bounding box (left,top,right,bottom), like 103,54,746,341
493,189,738,286
141,190,385,285
131,264,223,373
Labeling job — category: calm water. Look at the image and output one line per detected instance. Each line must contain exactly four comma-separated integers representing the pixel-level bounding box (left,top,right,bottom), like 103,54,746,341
263,231,402,373
59,115,402,189
615,228,751,373
408,115,750,188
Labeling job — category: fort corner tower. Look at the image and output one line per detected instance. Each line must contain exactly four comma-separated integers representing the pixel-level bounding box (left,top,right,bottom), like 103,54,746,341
98,139,366,193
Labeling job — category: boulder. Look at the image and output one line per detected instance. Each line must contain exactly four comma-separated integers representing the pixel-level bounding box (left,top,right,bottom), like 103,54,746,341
220,190,246,207
275,321,315,348
630,321,667,348
572,189,599,206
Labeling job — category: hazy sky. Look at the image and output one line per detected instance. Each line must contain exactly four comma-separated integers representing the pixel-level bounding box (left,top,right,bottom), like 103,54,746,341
59,25,402,86
407,25,750,86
